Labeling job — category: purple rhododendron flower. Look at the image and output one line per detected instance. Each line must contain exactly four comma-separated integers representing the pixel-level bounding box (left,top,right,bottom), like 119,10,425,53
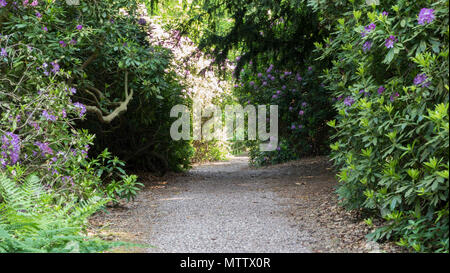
378,86,385,94
344,96,355,106
30,121,40,130
301,102,307,107
35,12,41,18
1,132,21,167
390,92,400,102
361,23,376,37
73,102,86,117
385,35,397,48
42,110,57,121
138,18,147,25
76,24,83,30
0,0,7,8
366,23,376,32
382,11,388,17
42,26,48,32
0,48,6,57
35,141,53,156
413,73,430,87
291,124,296,130
363,41,372,52
249,81,254,86
50,61,60,73
257,73,262,77
299,110,304,116
418,8,435,25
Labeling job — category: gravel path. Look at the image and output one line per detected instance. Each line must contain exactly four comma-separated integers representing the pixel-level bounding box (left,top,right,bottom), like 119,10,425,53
145,156,311,253
92,155,404,253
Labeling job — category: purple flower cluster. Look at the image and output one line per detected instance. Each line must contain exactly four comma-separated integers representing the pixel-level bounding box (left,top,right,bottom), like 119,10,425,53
0,0,7,8
385,35,397,48
0,47,6,57
138,18,147,25
344,96,355,106
42,110,57,121
35,141,53,156
50,61,60,73
61,176,74,186
363,41,372,53
73,102,86,117
418,8,435,25
1,132,21,167
359,89,370,97
413,73,430,87
361,23,376,37
37,61,59,75
390,92,400,102
378,86,385,94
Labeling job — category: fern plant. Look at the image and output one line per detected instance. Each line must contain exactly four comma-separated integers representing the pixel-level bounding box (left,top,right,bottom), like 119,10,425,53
0,174,125,253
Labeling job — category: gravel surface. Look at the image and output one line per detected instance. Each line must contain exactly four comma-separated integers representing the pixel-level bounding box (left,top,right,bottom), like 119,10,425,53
91,155,404,253
145,156,311,253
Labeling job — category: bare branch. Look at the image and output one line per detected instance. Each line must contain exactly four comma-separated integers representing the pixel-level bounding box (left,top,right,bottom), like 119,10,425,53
85,72,133,124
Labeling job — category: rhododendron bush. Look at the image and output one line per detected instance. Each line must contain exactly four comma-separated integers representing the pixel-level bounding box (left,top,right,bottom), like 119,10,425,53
314,0,449,252
0,0,182,252
234,62,334,166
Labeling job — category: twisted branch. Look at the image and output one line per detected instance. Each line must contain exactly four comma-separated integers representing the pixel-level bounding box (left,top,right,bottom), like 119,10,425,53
85,71,133,124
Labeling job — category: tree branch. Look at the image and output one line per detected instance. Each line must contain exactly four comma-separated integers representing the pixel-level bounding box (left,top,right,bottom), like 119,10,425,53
85,72,133,124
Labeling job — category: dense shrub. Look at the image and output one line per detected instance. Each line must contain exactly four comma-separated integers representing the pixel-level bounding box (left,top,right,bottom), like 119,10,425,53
0,0,160,252
234,62,334,166
0,0,148,202
314,0,449,252
176,0,335,165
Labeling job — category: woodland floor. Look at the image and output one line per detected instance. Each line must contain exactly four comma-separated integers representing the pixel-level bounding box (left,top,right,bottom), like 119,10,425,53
90,155,405,253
